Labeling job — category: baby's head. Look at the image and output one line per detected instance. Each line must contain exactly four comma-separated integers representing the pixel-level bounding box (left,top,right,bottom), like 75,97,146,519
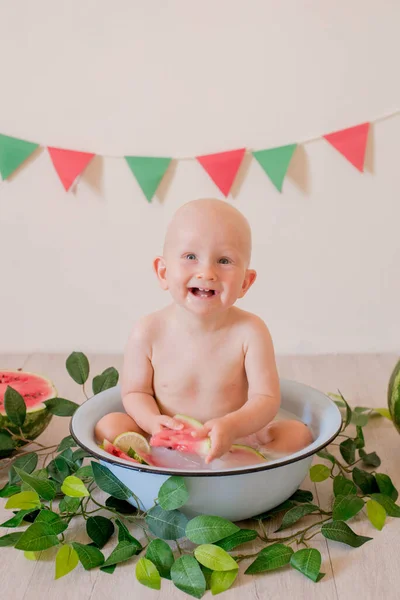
153,198,257,315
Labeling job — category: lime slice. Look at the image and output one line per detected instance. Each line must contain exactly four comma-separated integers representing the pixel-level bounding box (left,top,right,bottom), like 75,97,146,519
113,431,151,455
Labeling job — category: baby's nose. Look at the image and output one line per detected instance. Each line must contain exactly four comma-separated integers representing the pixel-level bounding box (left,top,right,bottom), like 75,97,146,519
196,269,217,281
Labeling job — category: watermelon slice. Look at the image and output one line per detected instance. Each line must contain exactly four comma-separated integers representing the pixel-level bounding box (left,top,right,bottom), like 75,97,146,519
102,439,141,463
0,371,56,448
150,414,211,456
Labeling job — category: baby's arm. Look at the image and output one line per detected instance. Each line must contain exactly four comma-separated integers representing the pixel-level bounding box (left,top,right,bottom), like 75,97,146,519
121,318,182,435
225,316,280,438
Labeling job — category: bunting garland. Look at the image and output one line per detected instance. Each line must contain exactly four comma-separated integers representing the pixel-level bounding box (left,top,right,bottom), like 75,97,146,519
0,111,397,201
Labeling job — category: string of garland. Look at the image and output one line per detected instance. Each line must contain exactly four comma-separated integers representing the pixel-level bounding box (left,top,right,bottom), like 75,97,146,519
0,109,399,199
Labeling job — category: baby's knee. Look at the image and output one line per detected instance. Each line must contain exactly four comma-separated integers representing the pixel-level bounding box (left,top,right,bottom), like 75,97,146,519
94,412,144,443
257,420,313,453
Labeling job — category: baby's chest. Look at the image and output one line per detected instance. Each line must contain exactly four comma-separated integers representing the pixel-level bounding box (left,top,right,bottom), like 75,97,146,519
151,338,246,396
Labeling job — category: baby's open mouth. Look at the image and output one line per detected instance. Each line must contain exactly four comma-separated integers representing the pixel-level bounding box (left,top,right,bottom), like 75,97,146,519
189,287,216,298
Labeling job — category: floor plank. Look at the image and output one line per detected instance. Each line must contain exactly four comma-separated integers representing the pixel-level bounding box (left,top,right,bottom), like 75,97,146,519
0,353,399,600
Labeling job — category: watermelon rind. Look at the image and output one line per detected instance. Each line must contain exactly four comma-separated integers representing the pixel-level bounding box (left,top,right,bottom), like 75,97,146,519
388,359,400,434
0,371,57,446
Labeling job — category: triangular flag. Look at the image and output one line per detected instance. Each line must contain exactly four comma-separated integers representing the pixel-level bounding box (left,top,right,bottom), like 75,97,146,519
0,134,39,180
252,144,297,192
124,156,172,202
196,148,246,196
48,147,95,191
323,123,370,172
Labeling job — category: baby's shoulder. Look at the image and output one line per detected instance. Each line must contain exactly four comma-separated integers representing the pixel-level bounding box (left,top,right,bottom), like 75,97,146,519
232,308,271,345
127,307,169,345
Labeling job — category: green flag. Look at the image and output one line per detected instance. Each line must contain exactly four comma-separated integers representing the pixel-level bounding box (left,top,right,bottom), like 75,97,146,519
252,144,297,192
124,156,172,202
0,134,39,180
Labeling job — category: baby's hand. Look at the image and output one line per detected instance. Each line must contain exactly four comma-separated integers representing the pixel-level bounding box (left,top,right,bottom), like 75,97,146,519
192,418,236,464
150,415,184,436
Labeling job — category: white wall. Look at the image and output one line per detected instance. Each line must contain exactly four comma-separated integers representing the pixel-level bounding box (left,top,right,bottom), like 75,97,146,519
0,0,399,354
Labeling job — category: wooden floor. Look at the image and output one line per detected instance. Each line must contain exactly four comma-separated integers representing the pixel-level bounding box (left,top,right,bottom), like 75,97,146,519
1,353,399,600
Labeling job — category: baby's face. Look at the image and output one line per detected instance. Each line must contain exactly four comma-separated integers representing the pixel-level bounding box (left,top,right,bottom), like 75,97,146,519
155,208,256,316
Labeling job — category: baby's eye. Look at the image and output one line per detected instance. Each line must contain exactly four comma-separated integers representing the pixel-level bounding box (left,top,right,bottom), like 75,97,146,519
186,254,196,260
219,258,231,264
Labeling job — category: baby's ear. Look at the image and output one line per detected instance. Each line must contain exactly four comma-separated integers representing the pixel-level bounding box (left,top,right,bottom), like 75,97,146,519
153,256,169,290
239,269,257,298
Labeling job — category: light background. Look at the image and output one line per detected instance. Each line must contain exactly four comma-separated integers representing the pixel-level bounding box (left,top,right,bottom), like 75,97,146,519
0,0,399,354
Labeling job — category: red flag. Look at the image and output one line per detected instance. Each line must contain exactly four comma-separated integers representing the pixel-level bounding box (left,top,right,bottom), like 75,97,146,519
323,123,370,172
48,147,95,191
196,148,246,196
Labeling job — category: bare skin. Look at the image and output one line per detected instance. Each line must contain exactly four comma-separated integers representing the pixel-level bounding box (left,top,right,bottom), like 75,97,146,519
95,198,313,463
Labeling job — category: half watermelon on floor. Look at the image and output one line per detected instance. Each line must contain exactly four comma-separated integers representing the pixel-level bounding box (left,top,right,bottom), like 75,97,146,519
0,371,56,448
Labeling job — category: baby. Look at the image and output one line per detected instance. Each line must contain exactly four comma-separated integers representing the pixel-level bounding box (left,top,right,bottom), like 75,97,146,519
95,198,312,463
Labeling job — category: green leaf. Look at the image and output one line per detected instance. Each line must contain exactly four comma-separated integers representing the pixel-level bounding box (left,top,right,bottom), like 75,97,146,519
72,448,91,462
316,450,336,464
276,504,321,531
0,508,37,528
57,435,77,452
146,506,188,540
0,531,23,546
359,449,381,468
332,495,364,521
103,540,140,567
58,448,77,471
186,515,239,544
351,412,369,427
340,439,356,464
289,489,314,503
5,491,41,510
210,569,238,595
92,367,119,395
43,398,79,417
158,476,189,510
372,408,392,419
309,464,330,482
105,495,137,514
171,555,207,599
55,544,79,579
4,385,26,427
201,565,213,590
355,426,365,449
333,476,357,497
9,452,38,484
194,544,238,571
245,543,294,574
100,564,116,574
337,390,352,430
86,516,115,548
91,462,132,500
352,467,379,494
34,510,68,535
59,496,81,514
72,541,105,569
145,539,174,579
215,529,257,551
290,548,322,582
366,499,386,530
252,500,296,520
14,522,60,551
136,557,161,590
115,518,142,550
61,476,89,498
321,521,372,547
0,483,21,497
375,473,398,501
370,494,400,517
0,432,16,458
14,467,57,501
66,351,90,384
48,456,70,483
75,464,94,479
